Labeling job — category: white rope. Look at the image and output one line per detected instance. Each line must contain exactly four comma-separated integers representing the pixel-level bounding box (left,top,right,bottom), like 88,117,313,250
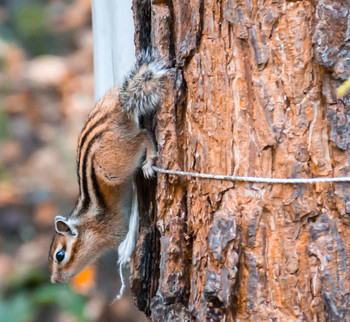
152,166,350,184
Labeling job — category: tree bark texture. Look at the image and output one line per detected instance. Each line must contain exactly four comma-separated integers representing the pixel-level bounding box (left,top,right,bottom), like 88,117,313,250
131,0,350,321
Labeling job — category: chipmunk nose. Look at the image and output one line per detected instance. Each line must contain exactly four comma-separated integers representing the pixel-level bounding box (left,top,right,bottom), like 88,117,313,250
51,276,60,284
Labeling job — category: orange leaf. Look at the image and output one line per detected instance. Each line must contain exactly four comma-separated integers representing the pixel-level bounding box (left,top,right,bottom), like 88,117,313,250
70,265,96,294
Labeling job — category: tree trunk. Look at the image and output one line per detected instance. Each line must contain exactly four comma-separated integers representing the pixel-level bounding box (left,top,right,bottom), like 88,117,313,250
131,0,350,320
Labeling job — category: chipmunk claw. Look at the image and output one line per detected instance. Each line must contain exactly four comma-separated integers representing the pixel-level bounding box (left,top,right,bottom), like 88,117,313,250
142,160,155,179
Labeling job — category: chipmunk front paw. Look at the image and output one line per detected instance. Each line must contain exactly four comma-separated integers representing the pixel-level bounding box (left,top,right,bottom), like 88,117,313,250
142,159,155,179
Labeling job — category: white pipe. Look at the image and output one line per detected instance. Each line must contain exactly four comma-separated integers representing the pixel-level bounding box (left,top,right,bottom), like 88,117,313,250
91,0,136,102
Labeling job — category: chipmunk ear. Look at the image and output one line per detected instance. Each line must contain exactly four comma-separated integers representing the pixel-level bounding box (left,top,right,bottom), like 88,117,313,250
55,216,78,236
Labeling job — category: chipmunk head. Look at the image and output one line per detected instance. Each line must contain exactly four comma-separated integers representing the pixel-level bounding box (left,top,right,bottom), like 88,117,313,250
48,215,104,283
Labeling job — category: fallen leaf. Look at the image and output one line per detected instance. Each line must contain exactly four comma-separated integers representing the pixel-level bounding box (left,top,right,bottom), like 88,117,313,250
70,265,96,294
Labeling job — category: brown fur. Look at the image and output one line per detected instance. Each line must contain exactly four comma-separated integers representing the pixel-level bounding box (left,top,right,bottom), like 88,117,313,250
49,90,156,283
48,54,167,284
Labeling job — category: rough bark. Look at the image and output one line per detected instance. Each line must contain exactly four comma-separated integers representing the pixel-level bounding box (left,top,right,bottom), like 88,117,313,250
131,0,350,321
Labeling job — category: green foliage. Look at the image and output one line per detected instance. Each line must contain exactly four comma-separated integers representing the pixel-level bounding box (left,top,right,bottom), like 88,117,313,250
33,284,86,319
2,0,76,57
11,2,51,56
0,104,9,181
14,5,48,40
0,101,10,181
0,104,9,143
0,293,35,322
0,24,17,45
0,267,88,322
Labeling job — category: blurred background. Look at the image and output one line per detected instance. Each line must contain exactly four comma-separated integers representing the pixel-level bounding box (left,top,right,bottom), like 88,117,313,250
0,0,146,320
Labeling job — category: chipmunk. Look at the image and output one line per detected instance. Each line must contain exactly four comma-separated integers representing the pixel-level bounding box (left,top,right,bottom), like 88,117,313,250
48,53,167,285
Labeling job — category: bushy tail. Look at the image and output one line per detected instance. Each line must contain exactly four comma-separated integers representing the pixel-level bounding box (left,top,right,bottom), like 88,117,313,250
120,52,168,119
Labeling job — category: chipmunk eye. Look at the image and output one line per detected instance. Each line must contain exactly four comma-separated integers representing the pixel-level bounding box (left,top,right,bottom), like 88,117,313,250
56,250,65,262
